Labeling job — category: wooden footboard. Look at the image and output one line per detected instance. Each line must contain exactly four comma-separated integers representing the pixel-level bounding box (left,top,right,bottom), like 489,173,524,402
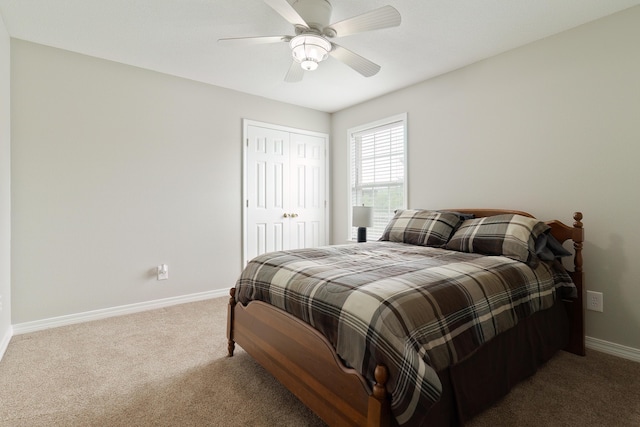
227,288,391,427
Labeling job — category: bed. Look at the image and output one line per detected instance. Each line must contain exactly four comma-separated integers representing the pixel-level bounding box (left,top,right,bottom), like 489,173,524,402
227,209,585,426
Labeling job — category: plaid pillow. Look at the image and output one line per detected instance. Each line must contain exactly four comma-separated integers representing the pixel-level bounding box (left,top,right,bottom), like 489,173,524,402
380,210,462,247
446,214,550,266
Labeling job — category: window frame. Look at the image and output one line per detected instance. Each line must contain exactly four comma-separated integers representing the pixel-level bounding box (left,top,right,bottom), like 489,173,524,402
347,113,408,241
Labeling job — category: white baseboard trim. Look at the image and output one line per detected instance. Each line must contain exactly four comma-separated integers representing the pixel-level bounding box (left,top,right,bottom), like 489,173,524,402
9,295,640,364
12,289,229,335
586,336,640,363
0,325,13,361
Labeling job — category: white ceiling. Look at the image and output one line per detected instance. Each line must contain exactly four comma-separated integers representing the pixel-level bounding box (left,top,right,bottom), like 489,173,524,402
1,0,638,112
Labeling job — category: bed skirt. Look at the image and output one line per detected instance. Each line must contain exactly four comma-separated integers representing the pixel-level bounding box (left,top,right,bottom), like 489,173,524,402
423,299,570,426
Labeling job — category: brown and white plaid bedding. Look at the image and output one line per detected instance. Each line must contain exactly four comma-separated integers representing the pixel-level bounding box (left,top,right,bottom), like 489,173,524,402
235,242,575,426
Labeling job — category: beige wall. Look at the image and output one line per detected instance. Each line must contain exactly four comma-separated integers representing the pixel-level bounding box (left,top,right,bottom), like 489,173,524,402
0,13,11,348
10,40,330,323
331,7,640,351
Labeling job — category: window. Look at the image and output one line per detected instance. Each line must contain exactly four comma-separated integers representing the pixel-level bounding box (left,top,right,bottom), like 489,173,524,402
349,114,407,241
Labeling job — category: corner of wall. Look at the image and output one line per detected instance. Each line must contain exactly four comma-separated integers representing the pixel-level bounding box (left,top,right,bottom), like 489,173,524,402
0,9,13,362
0,325,13,361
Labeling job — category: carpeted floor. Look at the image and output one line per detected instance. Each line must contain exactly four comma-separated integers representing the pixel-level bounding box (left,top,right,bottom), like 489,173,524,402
1,297,639,426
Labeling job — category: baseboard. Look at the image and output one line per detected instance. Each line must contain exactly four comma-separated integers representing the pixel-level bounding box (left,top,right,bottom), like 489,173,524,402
9,295,639,363
12,289,229,335
0,325,13,362
586,336,640,363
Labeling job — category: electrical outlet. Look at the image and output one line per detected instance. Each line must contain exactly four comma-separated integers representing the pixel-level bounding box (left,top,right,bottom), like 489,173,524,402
157,264,169,281
586,291,603,312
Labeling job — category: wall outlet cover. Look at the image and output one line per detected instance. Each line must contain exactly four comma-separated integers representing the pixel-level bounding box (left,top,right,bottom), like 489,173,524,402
157,264,169,281
586,290,603,312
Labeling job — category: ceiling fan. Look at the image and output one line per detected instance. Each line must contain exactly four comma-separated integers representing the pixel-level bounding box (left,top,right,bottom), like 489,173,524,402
218,0,401,82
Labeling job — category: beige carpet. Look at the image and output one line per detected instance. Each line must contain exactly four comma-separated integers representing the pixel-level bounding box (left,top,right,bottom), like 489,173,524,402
1,297,639,426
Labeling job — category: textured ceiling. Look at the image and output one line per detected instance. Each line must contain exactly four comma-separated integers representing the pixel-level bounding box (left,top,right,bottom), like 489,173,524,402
1,0,638,112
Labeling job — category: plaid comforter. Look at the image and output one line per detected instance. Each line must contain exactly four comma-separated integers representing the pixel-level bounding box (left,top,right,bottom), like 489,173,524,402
235,242,575,426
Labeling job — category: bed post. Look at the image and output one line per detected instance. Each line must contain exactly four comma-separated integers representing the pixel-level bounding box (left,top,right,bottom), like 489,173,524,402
227,287,236,357
367,364,391,427
566,212,585,356
572,212,584,274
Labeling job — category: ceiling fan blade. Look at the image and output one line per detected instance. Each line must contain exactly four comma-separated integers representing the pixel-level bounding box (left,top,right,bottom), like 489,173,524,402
284,60,304,83
284,61,304,83
326,5,401,38
329,44,381,77
217,35,291,46
264,0,309,28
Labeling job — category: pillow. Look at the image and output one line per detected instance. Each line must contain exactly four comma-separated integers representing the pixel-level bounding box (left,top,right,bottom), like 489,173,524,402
379,209,462,247
535,231,572,261
445,214,550,265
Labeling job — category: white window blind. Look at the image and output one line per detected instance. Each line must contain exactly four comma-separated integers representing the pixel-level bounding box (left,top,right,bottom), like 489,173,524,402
350,115,407,241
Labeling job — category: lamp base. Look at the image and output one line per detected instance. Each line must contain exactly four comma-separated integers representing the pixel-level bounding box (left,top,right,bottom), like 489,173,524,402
357,227,367,243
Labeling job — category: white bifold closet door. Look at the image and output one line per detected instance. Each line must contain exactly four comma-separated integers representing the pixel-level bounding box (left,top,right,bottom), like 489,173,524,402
243,120,328,265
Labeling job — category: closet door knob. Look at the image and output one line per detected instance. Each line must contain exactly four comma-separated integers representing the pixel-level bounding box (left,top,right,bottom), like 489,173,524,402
283,213,290,218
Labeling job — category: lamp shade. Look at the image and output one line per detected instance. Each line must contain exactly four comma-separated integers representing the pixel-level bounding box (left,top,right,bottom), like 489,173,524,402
352,206,374,228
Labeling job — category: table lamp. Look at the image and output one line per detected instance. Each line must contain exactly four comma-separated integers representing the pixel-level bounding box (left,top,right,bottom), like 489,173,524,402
352,206,374,243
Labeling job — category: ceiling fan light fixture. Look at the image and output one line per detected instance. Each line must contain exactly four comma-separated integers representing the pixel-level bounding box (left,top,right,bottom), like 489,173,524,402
301,60,319,71
290,34,331,71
